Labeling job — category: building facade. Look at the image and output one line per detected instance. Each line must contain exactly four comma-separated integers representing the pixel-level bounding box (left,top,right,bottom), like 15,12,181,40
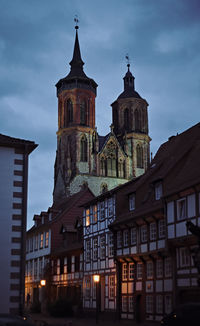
0,134,37,314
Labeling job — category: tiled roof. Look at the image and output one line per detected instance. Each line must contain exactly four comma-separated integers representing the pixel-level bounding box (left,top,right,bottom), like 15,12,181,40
0,133,37,153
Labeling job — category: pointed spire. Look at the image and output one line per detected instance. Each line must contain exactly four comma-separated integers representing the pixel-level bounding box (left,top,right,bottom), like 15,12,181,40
124,55,135,91
68,20,86,78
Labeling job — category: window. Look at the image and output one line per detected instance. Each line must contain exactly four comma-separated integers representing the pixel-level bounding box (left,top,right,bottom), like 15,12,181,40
136,144,143,168
100,235,106,259
156,295,163,314
117,231,122,248
34,235,38,250
158,220,165,238
45,231,49,248
93,238,98,260
80,101,86,125
122,264,128,280
93,205,97,223
137,263,143,279
129,296,134,312
146,295,153,313
60,258,64,275
123,230,129,247
86,209,90,226
108,233,114,257
140,225,147,243
85,278,90,299
34,260,38,277
129,194,135,211
180,247,190,267
155,182,163,200
165,295,172,314
85,240,90,262
108,198,113,217
124,108,129,130
147,261,153,279
100,202,105,220
130,228,137,245
30,237,33,252
129,263,134,280
156,260,163,278
80,136,87,162
122,296,128,312
109,275,115,299
100,158,106,176
118,159,124,178
150,223,157,241
75,256,80,272
107,156,117,177
165,257,172,277
39,258,43,277
177,198,186,220
134,109,141,131
40,233,44,249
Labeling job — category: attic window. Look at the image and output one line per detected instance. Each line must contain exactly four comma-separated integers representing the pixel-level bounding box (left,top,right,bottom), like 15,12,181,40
86,209,90,226
155,182,163,200
129,194,135,211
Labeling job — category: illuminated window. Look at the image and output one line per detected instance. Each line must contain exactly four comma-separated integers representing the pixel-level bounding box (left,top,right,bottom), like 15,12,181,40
109,275,115,299
93,205,97,223
130,228,137,245
93,238,98,261
45,231,49,247
150,223,156,241
129,194,135,211
122,263,128,280
86,209,90,226
40,233,43,249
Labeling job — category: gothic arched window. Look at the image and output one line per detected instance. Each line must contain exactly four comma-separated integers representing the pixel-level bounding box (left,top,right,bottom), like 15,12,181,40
118,159,125,178
64,99,73,127
124,108,129,131
135,109,141,132
80,101,87,125
80,135,87,162
67,99,73,123
107,156,117,177
136,144,143,168
100,158,106,176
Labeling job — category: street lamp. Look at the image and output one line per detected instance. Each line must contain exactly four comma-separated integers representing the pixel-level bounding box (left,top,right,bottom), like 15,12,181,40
40,279,46,287
93,274,100,324
40,280,46,313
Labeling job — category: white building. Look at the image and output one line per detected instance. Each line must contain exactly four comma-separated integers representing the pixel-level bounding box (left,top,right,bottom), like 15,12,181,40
0,133,37,315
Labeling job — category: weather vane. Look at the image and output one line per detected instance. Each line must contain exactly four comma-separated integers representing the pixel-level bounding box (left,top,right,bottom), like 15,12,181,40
74,15,79,29
125,54,130,68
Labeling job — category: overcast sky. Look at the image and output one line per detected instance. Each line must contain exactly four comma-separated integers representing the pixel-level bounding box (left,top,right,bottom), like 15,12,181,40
0,0,199,229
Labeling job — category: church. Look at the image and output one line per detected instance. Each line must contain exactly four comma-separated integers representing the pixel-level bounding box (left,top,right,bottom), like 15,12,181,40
53,23,151,201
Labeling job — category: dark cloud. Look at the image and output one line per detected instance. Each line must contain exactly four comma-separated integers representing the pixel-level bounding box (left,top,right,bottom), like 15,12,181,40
0,0,199,229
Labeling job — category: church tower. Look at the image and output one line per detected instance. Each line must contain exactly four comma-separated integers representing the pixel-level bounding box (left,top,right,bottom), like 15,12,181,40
111,62,151,178
53,24,98,201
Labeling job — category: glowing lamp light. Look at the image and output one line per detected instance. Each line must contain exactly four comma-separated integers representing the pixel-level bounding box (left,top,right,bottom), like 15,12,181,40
93,274,100,283
40,279,46,286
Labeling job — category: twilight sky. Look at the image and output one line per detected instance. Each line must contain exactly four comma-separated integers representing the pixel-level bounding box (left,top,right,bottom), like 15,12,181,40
0,0,199,229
